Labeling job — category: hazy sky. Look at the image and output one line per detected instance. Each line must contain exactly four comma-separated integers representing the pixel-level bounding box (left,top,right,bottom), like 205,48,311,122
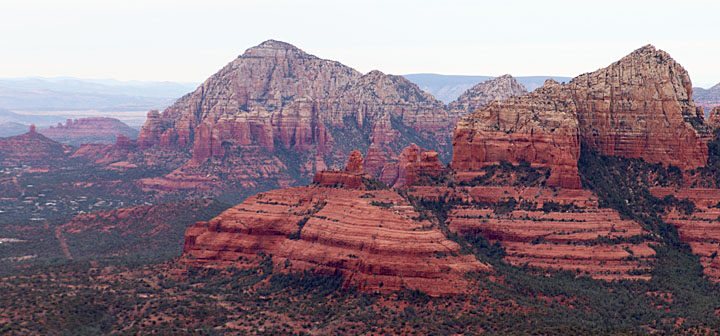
2,0,719,87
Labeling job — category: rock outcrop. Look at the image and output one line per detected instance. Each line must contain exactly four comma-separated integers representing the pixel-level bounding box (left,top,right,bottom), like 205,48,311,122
651,188,720,281
451,79,582,189
181,186,489,296
447,74,527,121
0,125,73,167
407,185,656,280
40,117,139,146
452,45,710,189
569,45,709,170
708,106,720,130
312,150,369,189
694,83,720,111
137,40,452,194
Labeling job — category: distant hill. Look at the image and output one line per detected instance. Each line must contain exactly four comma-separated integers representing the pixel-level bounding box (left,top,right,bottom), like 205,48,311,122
694,83,720,113
0,108,66,126
403,73,573,103
39,117,139,146
0,77,199,112
0,121,28,137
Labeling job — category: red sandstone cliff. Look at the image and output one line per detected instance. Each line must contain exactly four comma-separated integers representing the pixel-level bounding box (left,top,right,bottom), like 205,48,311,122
569,45,709,170
451,45,710,189
451,79,582,189
181,186,489,296
708,106,720,130
0,125,74,167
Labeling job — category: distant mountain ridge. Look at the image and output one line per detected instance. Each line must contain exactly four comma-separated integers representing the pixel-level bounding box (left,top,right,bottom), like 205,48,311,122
694,82,720,111
404,73,573,103
0,77,199,112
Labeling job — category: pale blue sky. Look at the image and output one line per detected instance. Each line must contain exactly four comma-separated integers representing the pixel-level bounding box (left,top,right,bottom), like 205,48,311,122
1,0,719,87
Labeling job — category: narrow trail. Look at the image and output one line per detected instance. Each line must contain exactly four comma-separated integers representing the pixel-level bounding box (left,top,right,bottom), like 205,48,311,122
55,227,73,260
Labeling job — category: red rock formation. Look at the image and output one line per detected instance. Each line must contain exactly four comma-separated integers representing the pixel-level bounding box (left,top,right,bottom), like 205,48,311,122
136,40,452,194
39,117,139,146
404,149,445,187
0,126,73,167
181,186,490,296
313,150,369,189
569,45,709,170
447,74,527,121
408,185,655,280
651,188,720,281
708,106,720,129
451,79,582,189
344,150,363,172
451,45,710,190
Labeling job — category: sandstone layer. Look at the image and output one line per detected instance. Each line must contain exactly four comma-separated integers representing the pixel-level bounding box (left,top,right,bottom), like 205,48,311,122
0,125,74,167
451,45,710,190
409,185,656,280
451,79,582,189
136,40,453,194
651,188,720,281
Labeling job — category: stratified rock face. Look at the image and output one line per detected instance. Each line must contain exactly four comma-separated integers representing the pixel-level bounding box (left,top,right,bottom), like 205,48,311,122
40,117,139,146
451,45,710,189
569,45,709,170
408,185,656,281
181,187,489,296
137,40,452,193
451,80,582,189
0,125,73,166
447,74,527,121
379,144,445,188
694,83,720,111
313,150,368,189
708,106,720,130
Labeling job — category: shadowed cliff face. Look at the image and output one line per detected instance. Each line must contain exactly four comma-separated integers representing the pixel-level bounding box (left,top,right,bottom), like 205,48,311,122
452,45,711,189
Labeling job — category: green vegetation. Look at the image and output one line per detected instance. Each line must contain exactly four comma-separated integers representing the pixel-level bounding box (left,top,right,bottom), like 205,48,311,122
459,161,550,187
